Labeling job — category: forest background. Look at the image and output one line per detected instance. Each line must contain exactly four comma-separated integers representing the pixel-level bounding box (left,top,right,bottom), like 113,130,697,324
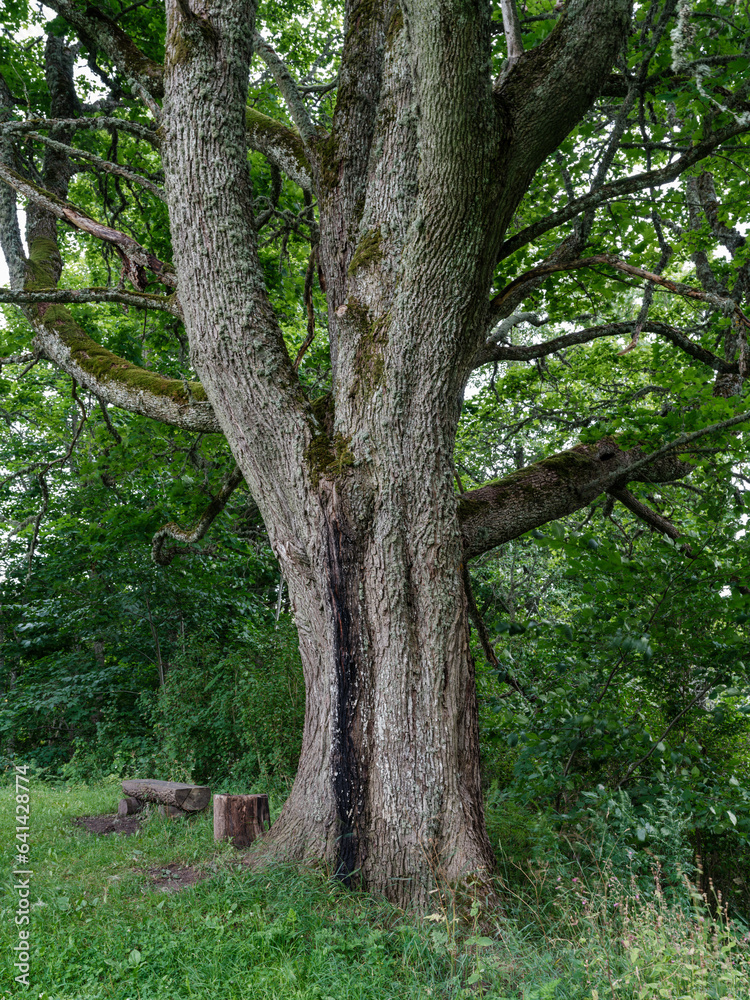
1,0,750,995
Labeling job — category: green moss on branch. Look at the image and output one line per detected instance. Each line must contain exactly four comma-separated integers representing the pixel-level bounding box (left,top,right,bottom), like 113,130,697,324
245,107,312,178
305,393,354,485
37,302,207,403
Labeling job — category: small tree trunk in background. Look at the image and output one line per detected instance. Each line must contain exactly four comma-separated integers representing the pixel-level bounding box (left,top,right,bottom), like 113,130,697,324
144,594,165,687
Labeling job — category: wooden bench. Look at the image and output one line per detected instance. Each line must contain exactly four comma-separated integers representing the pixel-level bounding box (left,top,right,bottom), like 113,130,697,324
118,779,211,819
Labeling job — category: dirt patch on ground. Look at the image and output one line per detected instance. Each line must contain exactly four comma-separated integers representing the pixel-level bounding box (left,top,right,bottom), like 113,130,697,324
147,862,207,892
73,813,143,836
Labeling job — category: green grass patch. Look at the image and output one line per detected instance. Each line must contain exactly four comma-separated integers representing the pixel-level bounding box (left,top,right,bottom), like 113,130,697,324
1,780,748,999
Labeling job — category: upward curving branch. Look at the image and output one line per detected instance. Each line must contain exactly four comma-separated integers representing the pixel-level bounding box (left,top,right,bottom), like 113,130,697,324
497,0,631,196
253,34,317,146
152,465,245,564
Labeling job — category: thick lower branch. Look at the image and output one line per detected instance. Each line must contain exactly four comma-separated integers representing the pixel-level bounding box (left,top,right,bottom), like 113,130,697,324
459,436,692,559
461,407,750,557
32,304,219,432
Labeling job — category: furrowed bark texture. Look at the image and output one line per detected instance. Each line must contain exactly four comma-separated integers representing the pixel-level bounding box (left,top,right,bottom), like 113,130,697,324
154,0,636,903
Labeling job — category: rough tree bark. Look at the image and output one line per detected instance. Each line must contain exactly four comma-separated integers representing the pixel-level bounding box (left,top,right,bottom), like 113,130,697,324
2,0,745,905
157,0,632,900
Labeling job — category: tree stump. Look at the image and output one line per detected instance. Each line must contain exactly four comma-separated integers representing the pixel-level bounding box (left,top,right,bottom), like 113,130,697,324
117,796,143,817
213,794,270,847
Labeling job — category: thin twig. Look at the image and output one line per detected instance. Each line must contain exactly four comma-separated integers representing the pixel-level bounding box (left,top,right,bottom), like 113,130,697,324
462,564,536,703
616,688,710,788
0,287,180,315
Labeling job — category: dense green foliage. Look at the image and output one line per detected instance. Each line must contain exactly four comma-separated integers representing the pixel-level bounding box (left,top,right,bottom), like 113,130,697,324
2,0,750,990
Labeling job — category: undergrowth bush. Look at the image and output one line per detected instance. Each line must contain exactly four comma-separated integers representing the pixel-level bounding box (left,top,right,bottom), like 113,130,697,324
56,617,305,793
149,617,304,793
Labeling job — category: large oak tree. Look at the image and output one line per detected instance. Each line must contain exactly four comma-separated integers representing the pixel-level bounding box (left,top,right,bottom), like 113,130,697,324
1,0,749,903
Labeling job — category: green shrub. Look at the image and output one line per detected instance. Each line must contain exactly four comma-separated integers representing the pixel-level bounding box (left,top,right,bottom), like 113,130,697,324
150,617,304,793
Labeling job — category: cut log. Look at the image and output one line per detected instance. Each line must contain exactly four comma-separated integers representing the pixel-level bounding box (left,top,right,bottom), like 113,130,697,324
117,796,143,817
122,779,210,812
213,794,270,848
158,803,188,819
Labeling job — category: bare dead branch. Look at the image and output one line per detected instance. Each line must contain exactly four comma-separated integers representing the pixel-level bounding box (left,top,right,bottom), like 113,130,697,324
498,0,525,79
0,162,176,291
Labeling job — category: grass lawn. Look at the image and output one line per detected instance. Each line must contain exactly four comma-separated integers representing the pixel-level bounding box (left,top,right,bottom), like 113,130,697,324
1,778,748,999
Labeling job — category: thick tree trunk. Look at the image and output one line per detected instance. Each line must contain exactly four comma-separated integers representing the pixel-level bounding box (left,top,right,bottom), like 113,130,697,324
266,473,495,900
157,0,632,905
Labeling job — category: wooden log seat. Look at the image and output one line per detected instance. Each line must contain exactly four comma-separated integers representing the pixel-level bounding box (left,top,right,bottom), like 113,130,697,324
121,779,211,815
